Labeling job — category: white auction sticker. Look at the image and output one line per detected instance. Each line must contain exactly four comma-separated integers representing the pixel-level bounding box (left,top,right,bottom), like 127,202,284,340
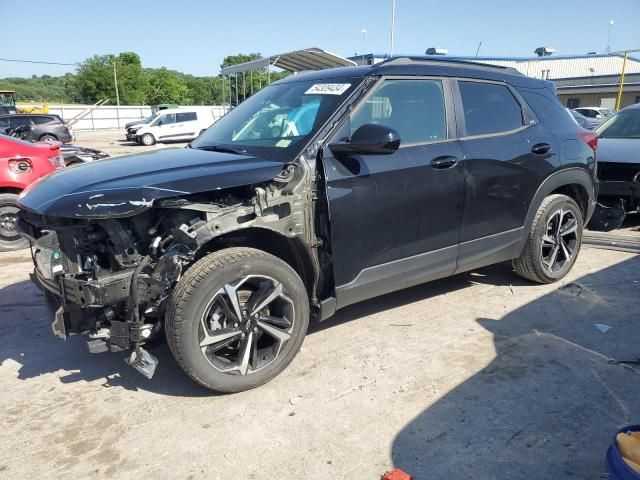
304,83,351,95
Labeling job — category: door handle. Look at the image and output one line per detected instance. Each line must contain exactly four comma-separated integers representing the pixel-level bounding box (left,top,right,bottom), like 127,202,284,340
430,155,459,169
531,143,552,155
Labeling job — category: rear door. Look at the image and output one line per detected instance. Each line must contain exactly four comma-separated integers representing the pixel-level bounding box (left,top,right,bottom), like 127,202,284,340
174,111,198,139
453,79,558,270
323,77,465,308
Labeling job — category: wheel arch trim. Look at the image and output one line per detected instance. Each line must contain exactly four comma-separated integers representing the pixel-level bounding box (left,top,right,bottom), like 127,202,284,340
524,167,596,238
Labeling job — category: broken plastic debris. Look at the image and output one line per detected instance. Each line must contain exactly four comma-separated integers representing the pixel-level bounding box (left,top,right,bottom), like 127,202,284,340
125,347,158,379
594,323,612,334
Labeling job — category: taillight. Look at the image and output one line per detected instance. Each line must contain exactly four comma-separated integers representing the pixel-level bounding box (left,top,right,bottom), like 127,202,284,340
48,154,65,169
577,129,598,152
8,158,33,173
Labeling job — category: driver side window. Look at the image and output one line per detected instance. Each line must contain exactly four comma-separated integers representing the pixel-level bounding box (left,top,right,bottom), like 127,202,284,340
156,114,176,126
350,79,447,145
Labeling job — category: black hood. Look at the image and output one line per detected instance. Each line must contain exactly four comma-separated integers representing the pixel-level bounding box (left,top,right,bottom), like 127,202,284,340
18,147,286,219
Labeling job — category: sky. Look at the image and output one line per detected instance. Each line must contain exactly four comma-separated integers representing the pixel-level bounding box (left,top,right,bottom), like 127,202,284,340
1,0,639,78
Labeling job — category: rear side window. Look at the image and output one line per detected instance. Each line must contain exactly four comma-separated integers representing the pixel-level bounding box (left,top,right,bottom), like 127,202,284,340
458,81,523,136
11,117,32,127
177,112,197,122
518,88,575,132
350,79,447,144
31,116,57,125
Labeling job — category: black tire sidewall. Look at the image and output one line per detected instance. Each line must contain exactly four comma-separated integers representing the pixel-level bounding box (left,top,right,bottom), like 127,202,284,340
531,196,583,282
168,251,309,393
0,193,29,251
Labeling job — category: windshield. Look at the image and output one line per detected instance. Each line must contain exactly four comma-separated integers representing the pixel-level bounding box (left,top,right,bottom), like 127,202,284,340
596,109,640,138
0,92,15,107
192,78,361,161
601,108,616,117
143,113,159,124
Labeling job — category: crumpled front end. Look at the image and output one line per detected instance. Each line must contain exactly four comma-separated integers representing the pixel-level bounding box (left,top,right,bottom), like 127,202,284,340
18,209,194,353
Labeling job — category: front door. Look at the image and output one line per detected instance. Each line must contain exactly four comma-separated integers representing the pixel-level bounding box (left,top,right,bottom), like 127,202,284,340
322,77,465,308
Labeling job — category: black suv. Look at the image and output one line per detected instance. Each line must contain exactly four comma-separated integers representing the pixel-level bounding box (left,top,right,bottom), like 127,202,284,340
17,58,597,393
0,114,74,143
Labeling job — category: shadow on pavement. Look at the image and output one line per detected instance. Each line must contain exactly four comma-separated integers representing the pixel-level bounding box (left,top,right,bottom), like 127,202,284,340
391,255,640,479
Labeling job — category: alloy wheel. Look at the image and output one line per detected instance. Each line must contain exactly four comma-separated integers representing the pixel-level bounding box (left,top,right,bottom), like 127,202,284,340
540,208,579,273
199,275,295,375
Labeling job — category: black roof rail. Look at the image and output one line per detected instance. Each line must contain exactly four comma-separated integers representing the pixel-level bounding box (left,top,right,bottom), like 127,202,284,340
376,56,522,75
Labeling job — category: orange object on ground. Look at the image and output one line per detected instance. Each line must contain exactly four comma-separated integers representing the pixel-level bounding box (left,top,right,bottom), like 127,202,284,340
381,468,413,480
624,458,640,474
616,433,640,465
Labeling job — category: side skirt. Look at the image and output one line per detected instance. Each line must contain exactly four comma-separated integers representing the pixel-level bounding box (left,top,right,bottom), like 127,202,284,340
334,245,457,310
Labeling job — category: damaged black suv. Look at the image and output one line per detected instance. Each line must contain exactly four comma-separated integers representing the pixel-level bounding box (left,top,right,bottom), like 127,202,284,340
17,58,597,393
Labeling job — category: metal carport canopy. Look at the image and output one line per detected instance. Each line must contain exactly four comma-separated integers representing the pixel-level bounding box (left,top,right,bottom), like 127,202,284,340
221,48,357,75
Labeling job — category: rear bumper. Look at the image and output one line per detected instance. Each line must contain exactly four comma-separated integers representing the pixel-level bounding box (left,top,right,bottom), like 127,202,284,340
598,180,637,198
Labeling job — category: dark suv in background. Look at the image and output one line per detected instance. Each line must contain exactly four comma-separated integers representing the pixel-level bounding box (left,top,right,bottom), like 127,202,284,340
17,58,597,393
0,114,74,143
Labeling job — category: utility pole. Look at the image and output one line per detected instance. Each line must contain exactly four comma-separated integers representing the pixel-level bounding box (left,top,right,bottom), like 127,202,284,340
390,0,396,57
606,20,614,53
113,61,120,106
361,29,367,61
475,41,482,57
615,52,628,110
113,61,120,128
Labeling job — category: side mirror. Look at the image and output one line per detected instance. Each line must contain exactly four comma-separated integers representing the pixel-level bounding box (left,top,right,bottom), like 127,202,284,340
329,123,401,156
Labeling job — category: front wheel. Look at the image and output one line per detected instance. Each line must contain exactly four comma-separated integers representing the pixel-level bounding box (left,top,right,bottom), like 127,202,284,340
0,193,30,252
513,194,583,284
140,133,155,146
165,247,309,393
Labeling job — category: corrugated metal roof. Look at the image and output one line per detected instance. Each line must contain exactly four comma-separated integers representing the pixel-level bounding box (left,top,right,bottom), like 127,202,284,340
349,53,640,80
221,48,356,75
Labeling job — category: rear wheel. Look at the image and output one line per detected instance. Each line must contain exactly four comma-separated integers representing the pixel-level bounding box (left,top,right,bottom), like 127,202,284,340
39,134,57,142
513,194,583,283
165,247,309,393
0,193,29,252
140,133,155,146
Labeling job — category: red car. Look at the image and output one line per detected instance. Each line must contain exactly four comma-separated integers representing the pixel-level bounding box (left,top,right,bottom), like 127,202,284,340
0,134,64,251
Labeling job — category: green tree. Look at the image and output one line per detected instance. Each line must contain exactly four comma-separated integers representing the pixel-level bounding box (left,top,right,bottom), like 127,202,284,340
114,52,147,104
71,52,147,104
145,68,189,104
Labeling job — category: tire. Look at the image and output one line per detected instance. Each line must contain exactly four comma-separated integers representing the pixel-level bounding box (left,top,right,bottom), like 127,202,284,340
165,247,309,393
513,194,583,284
0,193,30,252
39,134,57,143
140,133,155,146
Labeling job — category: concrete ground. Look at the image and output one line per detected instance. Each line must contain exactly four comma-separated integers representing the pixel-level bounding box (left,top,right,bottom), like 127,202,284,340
0,243,638,480
71,129,186,157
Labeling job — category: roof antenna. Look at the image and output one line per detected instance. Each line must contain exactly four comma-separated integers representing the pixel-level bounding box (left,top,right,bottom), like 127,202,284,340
475,41,482,57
